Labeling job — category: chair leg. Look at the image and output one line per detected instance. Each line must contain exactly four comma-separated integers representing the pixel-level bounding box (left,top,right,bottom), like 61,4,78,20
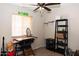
23,49,25,56
23,46,35,56
30,46,35,56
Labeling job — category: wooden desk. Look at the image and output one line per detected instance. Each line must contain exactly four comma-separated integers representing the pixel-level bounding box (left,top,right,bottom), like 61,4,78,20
11,35,37,56
11,35,37,43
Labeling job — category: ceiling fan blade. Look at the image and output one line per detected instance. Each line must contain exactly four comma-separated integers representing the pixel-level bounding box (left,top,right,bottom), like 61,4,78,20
45,3,60,6
33,7,40,11
38,3,45,6
38,3,41,6
40,3,45,6
43,6,51,11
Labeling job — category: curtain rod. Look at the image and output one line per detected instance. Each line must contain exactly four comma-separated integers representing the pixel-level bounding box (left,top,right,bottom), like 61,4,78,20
44,21,55,24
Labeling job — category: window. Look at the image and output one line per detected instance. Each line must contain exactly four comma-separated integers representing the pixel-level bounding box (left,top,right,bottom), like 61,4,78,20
12,15,32,36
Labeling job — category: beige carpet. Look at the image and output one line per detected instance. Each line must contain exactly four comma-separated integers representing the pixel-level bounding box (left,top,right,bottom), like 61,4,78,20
34,47,63,56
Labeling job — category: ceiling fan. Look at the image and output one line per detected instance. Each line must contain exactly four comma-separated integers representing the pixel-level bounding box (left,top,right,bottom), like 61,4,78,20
32,3,60,11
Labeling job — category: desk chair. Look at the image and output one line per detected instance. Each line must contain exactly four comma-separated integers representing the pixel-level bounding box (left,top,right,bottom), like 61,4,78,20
15,38,35,56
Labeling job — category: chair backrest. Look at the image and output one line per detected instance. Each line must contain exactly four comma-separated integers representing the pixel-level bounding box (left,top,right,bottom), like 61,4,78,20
18,39,32,49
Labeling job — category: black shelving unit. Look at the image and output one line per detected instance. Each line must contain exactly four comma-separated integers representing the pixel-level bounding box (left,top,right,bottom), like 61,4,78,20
55,19,68,55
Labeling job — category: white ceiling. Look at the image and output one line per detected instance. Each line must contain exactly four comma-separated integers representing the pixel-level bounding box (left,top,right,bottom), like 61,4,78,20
12,3,60,8
12,3,38,7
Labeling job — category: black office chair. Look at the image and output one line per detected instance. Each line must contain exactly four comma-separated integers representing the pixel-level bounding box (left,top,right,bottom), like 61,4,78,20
24,39,35,56
15,38,35,56
14,42,24,56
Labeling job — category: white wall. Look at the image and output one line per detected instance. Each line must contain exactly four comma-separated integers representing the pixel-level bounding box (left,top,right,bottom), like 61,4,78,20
43,3,79,51
1,3,79,52
0,3,44,50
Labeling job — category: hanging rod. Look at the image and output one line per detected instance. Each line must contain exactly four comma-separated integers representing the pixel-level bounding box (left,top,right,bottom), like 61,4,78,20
44,21,55,24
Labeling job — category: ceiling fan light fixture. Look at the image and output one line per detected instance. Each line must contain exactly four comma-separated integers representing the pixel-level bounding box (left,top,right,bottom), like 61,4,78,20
33,3,60,11
39,7,44,10
39,7,42,10
42,7,44,9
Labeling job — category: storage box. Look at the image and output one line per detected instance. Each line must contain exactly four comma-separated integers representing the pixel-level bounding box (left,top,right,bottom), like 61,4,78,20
56,33,64,39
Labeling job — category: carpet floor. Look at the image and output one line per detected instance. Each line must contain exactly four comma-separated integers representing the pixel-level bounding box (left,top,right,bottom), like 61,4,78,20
34,47,63,56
